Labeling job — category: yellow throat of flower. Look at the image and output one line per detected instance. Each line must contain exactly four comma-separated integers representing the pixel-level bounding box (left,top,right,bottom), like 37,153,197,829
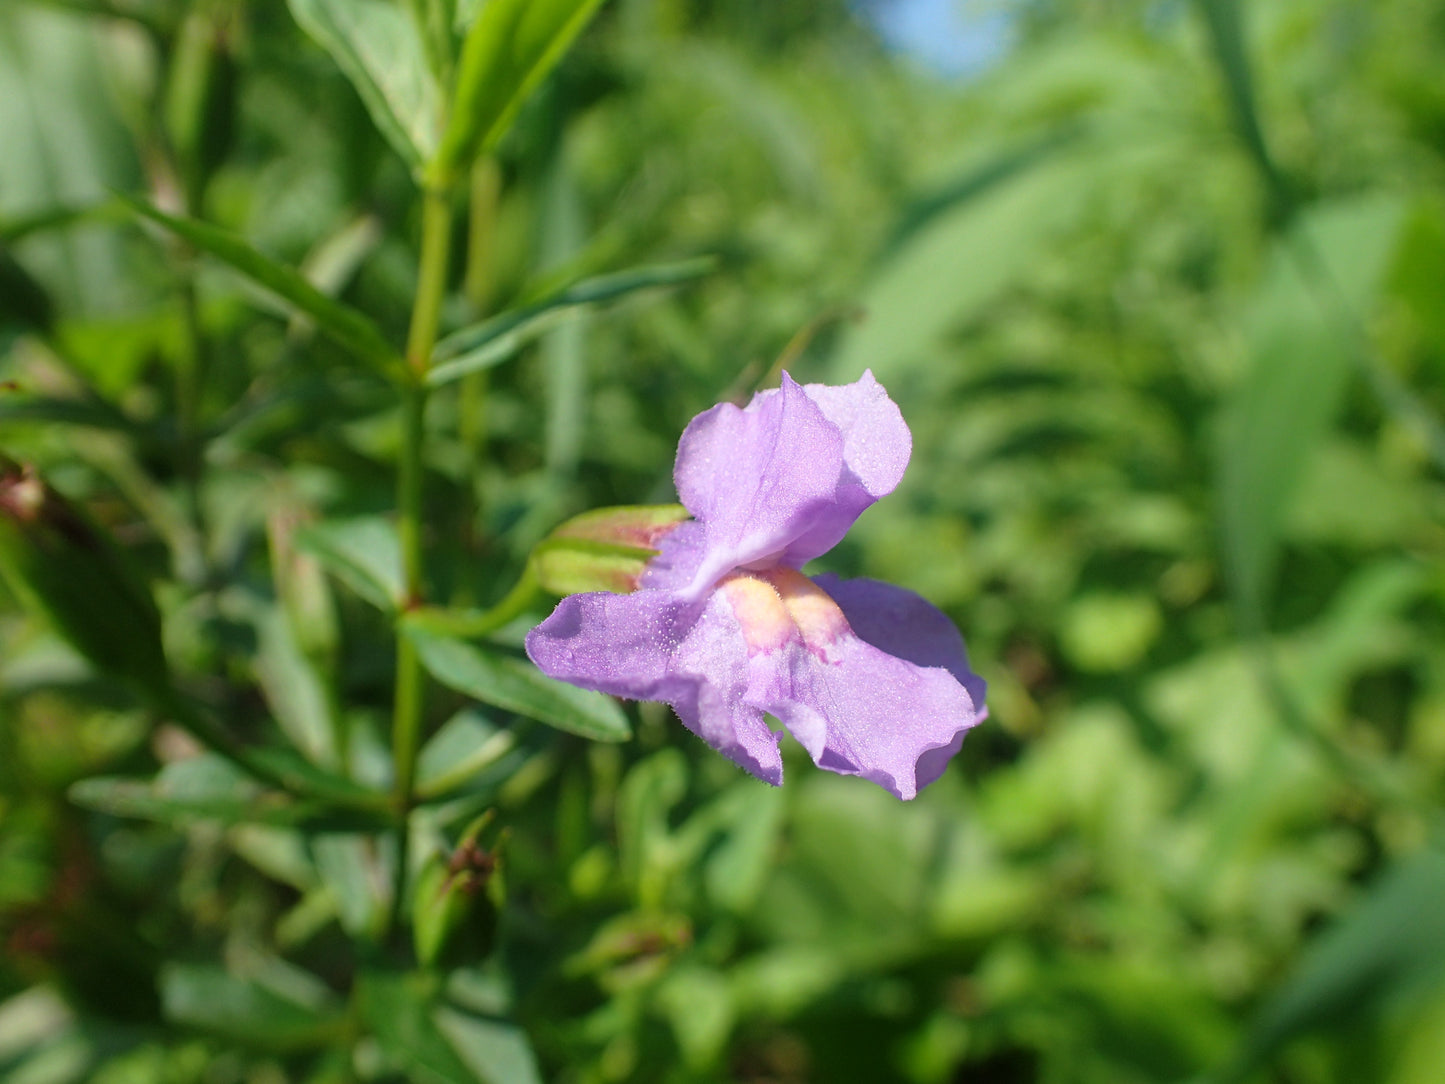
721,567,850,656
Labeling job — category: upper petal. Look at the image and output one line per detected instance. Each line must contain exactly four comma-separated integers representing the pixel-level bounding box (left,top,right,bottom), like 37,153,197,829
811,573,987,717
669,371,911,594
776,371,912,565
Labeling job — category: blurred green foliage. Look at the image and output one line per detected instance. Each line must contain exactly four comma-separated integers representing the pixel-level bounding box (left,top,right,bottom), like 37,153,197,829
2,0,1445,1082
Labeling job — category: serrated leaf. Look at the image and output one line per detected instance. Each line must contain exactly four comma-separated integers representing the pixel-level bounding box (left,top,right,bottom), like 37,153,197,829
405,625,630,742
427,258,715,387
430,0,607,182
294,516,404,612
287,0,441,169
119,196,400,378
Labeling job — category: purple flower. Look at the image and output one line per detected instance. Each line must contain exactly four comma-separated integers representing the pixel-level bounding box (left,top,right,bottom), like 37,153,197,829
526,371,985,799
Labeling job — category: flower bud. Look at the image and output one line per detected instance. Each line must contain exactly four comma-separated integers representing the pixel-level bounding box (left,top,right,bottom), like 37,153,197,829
412,813,506,970
532,504,689,596
0,458,169,698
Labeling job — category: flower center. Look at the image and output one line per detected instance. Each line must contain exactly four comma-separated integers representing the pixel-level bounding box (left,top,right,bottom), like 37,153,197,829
720,567,850,656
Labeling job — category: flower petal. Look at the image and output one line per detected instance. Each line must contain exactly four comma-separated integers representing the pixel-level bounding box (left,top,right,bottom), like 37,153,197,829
745,620,980,800
668,371,911,595
811,573,987,717
670,373,844,594
777,370,912,565
668,588,783,784
526,587,782,784
525,589,681,701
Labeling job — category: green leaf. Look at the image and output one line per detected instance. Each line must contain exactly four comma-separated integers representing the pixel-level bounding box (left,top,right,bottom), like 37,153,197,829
355,972,478,1084
0,459,170,698
294,516,404,612
427,258,716,387
160,962,343,1051
616,749,688,906
0,246,54,333
1389,200,1445,352
429,0,608,183
1215,850,1445,1084
287,0,441,169
0,392,133,432
405,624,630,742
1195,0,1289,209
434,1009,543,1084
311,834,390,938
1218,194,1406,620
69,754,388,831
416,709,518,798
119,196,400,378
254,603,336,767
831,144,1100,384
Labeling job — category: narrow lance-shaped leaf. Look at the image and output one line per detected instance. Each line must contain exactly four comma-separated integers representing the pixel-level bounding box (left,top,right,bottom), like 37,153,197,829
119,196,402,379
427,257,716,387
1218,195,1404,623
288,0,441,169
1212,850,1445,1084
294,516,405,613
429,0,608,186
405,624,631,742
1194,0,1290,212
0,457,169,697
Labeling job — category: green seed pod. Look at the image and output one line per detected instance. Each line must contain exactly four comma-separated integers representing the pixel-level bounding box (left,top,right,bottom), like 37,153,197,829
532,504,689,596
412,812,506,970
0,458,169,699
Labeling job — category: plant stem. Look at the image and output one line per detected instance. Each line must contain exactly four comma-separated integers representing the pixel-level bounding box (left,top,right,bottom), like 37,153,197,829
388,184,453,935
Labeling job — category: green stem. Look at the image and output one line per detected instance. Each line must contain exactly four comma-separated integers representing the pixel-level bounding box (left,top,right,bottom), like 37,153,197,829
410,564,540,639
167,240,212,590
388,185,453,936
455,157,502,606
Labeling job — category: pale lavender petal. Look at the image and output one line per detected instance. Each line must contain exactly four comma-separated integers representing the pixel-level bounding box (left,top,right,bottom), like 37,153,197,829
811,573,987,716
748,631,980,800
526,586,783,784
670,373,844,595
777,370,912,565
638,519,707,592
668,588,783,784
525,590,684,700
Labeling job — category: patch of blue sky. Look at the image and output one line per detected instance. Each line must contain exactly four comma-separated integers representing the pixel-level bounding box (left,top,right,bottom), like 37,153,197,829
856,0,1016,78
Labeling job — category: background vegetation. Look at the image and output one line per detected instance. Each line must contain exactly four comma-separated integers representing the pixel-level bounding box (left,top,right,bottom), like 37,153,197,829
3,0,1445,1081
